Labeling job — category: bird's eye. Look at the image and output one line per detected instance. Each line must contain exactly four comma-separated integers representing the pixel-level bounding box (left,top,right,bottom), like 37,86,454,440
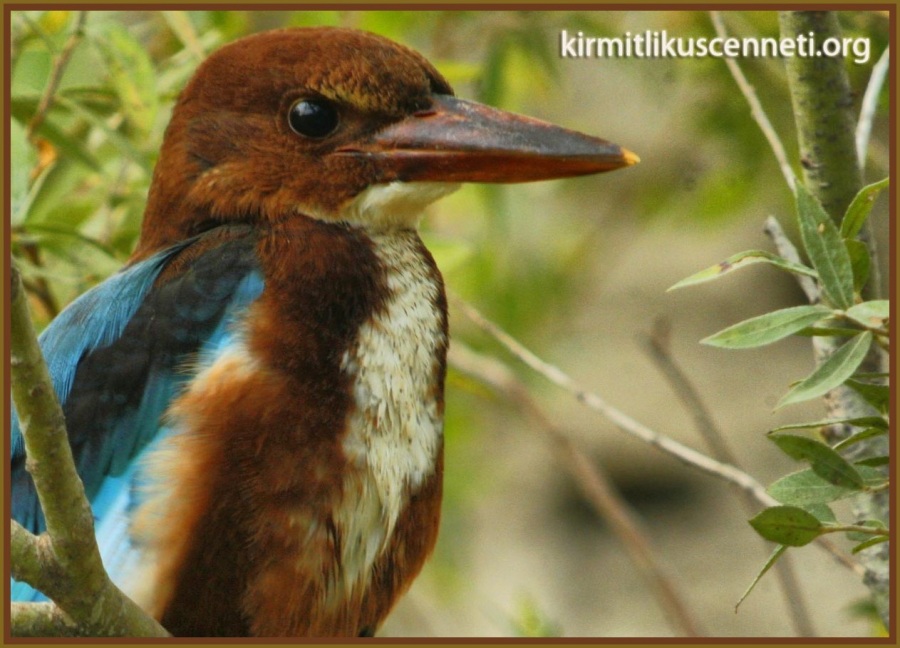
288,99,339,138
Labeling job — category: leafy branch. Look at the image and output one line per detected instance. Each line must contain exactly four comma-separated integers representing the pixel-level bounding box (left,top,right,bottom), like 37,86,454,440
674,10,891,625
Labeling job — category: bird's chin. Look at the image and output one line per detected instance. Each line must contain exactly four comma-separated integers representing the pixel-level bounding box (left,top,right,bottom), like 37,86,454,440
336,181,461,232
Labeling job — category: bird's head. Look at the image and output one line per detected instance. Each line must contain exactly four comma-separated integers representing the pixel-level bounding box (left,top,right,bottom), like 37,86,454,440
136,27,637,256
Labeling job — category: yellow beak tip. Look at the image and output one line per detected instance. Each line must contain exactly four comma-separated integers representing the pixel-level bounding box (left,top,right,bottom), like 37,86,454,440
622,148,641,166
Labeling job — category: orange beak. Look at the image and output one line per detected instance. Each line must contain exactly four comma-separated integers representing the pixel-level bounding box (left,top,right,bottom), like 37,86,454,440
339,94,638,184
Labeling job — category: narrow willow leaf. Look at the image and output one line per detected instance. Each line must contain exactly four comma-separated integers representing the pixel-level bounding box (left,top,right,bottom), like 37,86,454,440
795,183,855,309
10,118,33,218
94,22,159,137
769,434,865,489
844,300,890,328
702,305,832,349
777,332,873,408
53,95,151,173
833,427,888,451
735,545,788,612
841,177,889,239
852,536,889,554
162,11,206,60
668,250,816,291
845,239,871,292
28,117,103,172
846,379,890,414
749,506,822,546
768,466,884,505
855,456,889,468
770,416,888,433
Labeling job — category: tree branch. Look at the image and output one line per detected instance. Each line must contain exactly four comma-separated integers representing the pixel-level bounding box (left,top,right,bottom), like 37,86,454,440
9,261,169,638
451,295,778,509
778,10,889,627
449,341,702,637
762,216,819,303
641,321,815,636
10,602,83,638
709,11,796,193
25,11,88,142
856,46,890,172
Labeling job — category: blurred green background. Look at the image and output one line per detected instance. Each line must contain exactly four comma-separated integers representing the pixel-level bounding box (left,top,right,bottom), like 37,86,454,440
9,9,890,637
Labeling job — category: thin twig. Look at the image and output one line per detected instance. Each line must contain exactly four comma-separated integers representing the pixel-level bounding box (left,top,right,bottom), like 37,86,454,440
453,296,865,579
18,240,60,318
452,295,778,509
26,11,88,142
856,46,890,173
709,11,796,193
642,320,737,463
449,341,702,637
641,321,816,636
763,215,819,303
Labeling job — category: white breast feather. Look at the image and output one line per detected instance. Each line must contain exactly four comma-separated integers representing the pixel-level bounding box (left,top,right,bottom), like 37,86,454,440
335,230,445,598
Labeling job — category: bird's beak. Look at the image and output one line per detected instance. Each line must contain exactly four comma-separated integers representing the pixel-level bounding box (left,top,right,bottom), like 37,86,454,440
339,94,639,184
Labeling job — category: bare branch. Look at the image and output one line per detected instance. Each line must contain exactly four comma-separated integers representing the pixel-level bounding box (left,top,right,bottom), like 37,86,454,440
9,261,169,638
451,296,778,509
856,46,890,171
763,215,819,303
25,11,88,142
641,322,815,636
449,341,702,637
709,11,796,192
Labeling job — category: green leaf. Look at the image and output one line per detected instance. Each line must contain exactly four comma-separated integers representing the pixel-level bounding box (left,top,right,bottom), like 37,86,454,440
833,427,888,451
769,434,865,489
93,22,159,137
841,177,889,239
734,545,788,612
846,379,890,414
844,300,889,329
702,305,832,349
795,326,865,338
844,239,870,292
795,183,855,309
777,332,873,408
667,250,816,291
770,416,888,432
852,536,890,554
768,466,884,505
749,506,822,546
800,502,836,523
855,456,889,468
162,11,206,61
53,95,151,173
10,118,34,214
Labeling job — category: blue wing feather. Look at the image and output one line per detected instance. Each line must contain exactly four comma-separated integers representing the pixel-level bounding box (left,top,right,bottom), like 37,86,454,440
9,244,187,466
10,226,264,601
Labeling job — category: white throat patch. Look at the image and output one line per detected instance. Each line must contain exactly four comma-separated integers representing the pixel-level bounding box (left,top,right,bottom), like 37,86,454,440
334,230,445,601
340,181,460,231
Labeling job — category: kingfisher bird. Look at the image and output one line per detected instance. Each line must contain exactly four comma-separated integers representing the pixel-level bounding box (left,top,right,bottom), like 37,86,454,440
11,26,637,636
